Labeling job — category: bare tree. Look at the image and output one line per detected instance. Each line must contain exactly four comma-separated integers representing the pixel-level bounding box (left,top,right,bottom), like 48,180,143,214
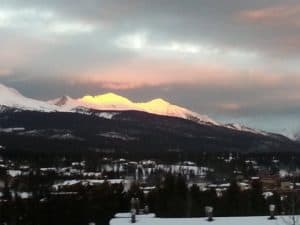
281,189,300,225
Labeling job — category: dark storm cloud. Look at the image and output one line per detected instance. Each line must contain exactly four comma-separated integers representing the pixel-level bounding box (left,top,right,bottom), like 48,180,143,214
3,0,299,56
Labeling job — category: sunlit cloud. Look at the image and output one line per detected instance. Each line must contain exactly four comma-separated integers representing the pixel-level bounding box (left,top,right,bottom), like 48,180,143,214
115,32,148,50
0,68,11,77
239,4,300,27
47,22,95,34
75,59,211,88
162,42,214,54
115,32,219,54
0,7,96,35
72,58,297,91
114,31,260,69
235,3,300,56
0,8,54,28
218,103,241,112
115,32,214,54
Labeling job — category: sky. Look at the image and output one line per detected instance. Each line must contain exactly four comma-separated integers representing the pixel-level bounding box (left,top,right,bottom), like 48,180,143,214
0,0,300,137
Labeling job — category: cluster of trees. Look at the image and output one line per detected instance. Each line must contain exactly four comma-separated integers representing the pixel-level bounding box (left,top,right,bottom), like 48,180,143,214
0,172,299,225
146,173,280,218
0,182,130,225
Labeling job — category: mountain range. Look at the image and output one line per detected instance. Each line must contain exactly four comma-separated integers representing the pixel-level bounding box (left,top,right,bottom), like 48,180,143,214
0,83,299,154
0,83,264,134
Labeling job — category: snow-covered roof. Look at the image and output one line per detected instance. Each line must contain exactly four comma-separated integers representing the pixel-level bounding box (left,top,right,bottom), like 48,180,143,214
114,213,155,219
7,169,22,177
52,179,124,190
262,192,274,199
110,216,294,225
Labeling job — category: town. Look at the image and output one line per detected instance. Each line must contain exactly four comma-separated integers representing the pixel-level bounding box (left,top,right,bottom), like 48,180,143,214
1,144,300,225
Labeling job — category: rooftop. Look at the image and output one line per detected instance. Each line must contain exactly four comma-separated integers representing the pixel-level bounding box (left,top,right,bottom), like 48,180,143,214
110,215,293,225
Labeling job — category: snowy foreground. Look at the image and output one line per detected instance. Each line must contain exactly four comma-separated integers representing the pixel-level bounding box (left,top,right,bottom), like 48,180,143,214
110,213,296,225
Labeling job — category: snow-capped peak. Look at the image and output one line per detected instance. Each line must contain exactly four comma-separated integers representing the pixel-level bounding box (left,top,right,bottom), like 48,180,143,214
147,98,170,105
48,95,73,106
137,98,219,125
0,83,23,97
0,83,59,112
81,93,133,105
48,92,219,125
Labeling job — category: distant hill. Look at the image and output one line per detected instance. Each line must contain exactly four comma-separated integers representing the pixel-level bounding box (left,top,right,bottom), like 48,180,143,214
0,107,298,154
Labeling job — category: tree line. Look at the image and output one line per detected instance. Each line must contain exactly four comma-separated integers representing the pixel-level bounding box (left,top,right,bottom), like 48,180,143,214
1,172,294,225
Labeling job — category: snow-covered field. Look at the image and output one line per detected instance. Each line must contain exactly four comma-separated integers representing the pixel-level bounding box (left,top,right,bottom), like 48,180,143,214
98,132,137,141
110,215,296,225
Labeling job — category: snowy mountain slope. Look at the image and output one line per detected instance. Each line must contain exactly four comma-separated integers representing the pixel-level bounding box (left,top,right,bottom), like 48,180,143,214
224,123,268,136
0,84,60,112
49,93,219,125
49,93,138,111
137,98,218,125
292,131,300,142
48,95,80,110
1,109,297,153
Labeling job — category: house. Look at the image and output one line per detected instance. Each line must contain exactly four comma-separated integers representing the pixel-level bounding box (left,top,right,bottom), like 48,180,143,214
280,181,293,192
260,175,280,191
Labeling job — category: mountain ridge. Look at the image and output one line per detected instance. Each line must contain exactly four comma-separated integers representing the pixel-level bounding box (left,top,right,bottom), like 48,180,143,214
0,108,298,153
0,83,59,112
0,83,279,137
48,92,220,126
